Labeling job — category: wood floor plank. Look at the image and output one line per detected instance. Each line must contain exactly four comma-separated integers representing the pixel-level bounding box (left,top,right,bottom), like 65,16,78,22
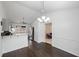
2,41,77,57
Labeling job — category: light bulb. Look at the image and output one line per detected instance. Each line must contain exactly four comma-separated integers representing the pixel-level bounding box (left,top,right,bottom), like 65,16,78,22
42,16,45,20
44,17,50,22
37,18,43,22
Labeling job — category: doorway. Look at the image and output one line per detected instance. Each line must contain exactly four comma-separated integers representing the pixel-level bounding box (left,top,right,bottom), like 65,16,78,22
45,23,52,44
32,27,34,41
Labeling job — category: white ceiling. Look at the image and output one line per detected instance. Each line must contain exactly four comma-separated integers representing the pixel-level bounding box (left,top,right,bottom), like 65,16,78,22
2,1,79,24
17,1,79,13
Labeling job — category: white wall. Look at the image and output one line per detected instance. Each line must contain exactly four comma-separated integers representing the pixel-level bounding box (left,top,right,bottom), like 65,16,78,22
46,7,79,56
0,2,6,56
2,18,10,31
38,22,45,43
32,20,45,43
0,2,5,17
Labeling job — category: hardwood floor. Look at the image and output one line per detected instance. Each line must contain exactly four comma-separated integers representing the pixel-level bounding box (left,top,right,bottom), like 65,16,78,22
2,41,76,57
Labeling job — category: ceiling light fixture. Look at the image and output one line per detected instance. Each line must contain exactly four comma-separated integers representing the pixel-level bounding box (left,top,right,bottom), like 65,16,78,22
37,1,50,23
37,16,50,23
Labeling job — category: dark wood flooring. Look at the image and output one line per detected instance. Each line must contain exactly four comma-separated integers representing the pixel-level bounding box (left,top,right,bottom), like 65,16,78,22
2,41,76,57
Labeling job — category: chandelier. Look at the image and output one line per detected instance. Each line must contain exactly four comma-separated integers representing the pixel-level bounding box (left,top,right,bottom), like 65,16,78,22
37,16,50,23
37,1,50,23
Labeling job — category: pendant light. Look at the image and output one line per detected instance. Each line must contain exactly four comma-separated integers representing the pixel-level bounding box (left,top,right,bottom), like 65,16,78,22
37,1,50,23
